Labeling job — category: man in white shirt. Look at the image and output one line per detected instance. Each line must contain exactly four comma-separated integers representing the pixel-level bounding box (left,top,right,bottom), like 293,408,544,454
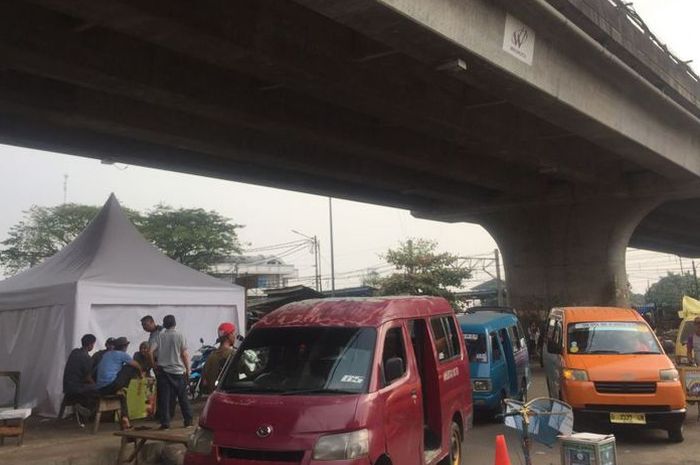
150,314,193,429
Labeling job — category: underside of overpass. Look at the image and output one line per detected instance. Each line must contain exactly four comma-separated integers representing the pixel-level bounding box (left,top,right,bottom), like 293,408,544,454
1,0,700,311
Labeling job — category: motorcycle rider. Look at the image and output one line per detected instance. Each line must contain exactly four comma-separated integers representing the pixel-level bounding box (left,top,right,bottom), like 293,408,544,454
202,322,237,393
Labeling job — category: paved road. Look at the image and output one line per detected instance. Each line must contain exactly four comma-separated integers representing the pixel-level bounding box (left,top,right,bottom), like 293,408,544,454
464,365,700,465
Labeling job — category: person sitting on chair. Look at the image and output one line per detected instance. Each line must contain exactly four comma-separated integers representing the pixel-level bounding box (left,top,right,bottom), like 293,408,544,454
63,334,98,416
95,337,143,430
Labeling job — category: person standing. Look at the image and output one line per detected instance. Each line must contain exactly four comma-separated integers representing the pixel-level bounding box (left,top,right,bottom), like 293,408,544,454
687,316,700,366
141,315,163,348
203,322,237,393
150,315,193,429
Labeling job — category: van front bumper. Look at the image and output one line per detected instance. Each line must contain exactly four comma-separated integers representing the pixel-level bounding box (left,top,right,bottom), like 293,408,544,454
472,391,502,411
574,407,686,430
184,451,371,465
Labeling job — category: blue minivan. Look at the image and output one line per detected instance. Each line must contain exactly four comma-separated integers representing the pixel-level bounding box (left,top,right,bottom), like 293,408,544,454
457,309,530,418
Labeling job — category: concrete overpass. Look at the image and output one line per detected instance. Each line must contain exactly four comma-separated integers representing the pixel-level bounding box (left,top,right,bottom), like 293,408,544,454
1,0,700,311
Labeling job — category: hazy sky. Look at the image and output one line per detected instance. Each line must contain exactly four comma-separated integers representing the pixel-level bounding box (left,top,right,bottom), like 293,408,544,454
0,2,697,294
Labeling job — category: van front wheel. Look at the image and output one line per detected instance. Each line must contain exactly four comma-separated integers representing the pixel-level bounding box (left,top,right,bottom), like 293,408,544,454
439,422,462,465
668,426,684,443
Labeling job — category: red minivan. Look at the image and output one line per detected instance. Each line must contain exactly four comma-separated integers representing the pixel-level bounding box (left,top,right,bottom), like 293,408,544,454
185,296,473,465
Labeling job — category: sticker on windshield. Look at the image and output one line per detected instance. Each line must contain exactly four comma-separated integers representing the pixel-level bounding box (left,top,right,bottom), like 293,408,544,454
476,353,488,362
573,322,641,330
464,334,480,341
340,375,365,384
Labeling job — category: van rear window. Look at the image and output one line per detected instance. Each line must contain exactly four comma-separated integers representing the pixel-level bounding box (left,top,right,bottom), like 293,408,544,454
464,333,487,363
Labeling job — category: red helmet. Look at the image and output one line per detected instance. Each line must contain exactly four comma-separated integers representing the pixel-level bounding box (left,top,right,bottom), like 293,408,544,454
217,322,236,338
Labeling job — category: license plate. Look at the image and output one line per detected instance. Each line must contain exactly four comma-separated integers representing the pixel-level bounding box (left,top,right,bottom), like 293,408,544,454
610,412,646,424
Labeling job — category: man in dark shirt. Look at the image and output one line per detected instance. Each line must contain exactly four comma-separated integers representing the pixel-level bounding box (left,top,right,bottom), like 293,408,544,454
63,334,97,396
91,337,115,377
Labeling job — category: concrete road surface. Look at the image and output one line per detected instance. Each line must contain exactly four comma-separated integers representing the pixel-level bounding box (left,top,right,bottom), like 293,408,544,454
463,366,700,465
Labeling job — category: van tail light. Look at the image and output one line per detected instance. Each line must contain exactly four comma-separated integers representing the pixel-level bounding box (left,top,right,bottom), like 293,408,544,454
313,429,369,461
187,426,214,455
660,369,679,382
562,369,588,381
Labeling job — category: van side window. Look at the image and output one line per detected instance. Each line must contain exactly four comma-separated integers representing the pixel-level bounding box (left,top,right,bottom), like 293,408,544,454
445,317,462,359
546,318,556,342
430,316,461,362
490,332,502,361
508,326,521,352
382,327,407,385
547,320,563,354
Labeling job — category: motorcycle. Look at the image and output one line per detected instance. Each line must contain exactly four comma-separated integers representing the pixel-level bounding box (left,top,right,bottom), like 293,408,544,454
188,338,216,400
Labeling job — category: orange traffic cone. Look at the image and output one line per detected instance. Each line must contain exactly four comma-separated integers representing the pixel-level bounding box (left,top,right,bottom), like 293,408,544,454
494,434,512,465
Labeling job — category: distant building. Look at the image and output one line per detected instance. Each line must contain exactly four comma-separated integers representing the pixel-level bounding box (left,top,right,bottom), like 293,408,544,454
455,278,507,307
211,255,298,290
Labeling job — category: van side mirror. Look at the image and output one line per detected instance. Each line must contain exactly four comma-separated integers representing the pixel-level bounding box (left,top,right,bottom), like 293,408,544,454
547,340,561,355
200,338,204,344
384,357,405,384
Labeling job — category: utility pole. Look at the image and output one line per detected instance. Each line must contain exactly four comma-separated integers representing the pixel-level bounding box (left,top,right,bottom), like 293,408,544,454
329,198,336,296
313,235,321,292
63,174,68,204
495,249,503,306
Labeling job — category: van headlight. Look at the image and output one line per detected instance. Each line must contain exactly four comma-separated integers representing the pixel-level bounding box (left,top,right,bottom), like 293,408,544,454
472,379,492,392
187,426,213,455
313,429,368,461
660,368,679,382
562,369,588,381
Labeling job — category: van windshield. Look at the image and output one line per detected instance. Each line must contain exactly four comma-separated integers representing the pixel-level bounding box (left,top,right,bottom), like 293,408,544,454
464,333,488,363
219,327,376,395
567,322,661,355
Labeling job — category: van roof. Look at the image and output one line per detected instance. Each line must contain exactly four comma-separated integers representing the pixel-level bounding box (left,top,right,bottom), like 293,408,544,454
554,307,642,323
255,296,454,328
457,311,518,331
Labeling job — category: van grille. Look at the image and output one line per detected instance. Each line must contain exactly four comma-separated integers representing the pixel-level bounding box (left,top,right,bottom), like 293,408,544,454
584,404,670,412
219,447,304,463
594,382,656,394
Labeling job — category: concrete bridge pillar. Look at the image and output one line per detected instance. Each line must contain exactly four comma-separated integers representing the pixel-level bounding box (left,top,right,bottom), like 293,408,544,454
477,199,659,316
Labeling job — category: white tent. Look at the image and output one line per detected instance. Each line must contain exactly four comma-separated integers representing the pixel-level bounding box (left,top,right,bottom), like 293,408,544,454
0,195,245,416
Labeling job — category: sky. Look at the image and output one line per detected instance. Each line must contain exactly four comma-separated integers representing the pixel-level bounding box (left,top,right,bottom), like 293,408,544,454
0,2,698,295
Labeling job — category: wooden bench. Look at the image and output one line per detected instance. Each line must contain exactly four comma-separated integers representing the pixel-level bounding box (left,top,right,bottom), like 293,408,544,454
0,371,29,446
114,429,189,464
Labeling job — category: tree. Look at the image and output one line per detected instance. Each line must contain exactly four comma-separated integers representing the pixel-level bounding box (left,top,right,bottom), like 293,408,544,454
0,204,103,273
645,272,699,309
374,238,471,304
0,203,242,275
139,205,243,272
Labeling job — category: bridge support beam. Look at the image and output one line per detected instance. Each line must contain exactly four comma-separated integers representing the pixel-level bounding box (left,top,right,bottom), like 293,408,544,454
477,199,659,315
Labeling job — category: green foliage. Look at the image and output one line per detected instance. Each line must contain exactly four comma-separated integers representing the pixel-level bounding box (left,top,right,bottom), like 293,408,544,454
139,205,243,272
0,203,242,274
375,238,471,304
0,204,103,273
644,272,699,309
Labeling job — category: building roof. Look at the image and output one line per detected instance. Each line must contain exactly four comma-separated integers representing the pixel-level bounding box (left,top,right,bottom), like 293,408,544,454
256,296,453,328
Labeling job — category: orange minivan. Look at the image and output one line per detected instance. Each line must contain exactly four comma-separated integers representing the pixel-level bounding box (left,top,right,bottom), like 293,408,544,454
542,307,686,442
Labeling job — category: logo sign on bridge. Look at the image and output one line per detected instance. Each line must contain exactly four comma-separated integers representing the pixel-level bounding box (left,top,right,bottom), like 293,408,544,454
503,14,535,65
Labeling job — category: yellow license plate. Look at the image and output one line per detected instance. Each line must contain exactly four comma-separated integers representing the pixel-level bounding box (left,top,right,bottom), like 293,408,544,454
610,412,646,424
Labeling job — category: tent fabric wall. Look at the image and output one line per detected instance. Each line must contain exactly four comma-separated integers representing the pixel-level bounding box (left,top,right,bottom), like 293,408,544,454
0,195,246,416
89,304,239,358
0,305,70,414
